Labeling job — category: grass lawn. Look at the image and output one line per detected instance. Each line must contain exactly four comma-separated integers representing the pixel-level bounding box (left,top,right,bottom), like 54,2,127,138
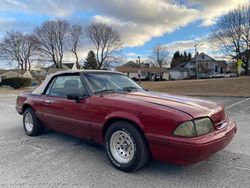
141,76,250,97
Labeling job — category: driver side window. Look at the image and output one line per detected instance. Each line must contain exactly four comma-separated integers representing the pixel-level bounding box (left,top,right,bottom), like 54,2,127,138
47,75,86,97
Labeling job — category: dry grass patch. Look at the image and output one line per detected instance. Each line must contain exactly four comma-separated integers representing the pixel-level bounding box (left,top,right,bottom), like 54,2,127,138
0,87,33,95
141,76,250,97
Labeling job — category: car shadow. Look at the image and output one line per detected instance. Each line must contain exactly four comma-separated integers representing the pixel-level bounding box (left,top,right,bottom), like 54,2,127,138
8,125,224,178
37,130,217,176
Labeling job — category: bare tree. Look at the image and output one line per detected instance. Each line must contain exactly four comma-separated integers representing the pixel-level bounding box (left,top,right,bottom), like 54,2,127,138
241,4,250,74
0,31,37,70
69,24,83,69
85,22,121,69
211,3,250,74
34,19,69,69
150,45,169,68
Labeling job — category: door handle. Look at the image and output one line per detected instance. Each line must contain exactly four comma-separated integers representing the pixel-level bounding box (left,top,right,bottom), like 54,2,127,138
45,100,51,104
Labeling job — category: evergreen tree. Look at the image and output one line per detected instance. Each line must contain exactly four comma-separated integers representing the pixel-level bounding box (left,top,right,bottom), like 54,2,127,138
173,50,181,59
183,51,188,62
188,52,192,61
84,50,98,69
171,50,193,67
171,50,182,67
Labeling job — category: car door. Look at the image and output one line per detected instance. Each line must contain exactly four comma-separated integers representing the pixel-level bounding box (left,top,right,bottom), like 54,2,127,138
42,74,92,140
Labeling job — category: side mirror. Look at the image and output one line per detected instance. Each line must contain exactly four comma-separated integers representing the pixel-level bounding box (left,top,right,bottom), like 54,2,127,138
67,93,81,103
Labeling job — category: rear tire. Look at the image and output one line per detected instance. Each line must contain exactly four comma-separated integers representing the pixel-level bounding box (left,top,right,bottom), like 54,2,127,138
23,108,44,136
105,121,149,172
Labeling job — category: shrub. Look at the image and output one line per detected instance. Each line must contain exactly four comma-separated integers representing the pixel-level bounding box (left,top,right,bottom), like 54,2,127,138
2,77,31,89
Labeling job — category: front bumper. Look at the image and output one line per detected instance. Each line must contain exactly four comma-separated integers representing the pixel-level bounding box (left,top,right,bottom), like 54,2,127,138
147,120,237,165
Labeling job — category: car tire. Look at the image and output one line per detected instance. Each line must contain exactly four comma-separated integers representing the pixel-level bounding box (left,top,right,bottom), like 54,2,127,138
23,108,44,136
105,121,149,172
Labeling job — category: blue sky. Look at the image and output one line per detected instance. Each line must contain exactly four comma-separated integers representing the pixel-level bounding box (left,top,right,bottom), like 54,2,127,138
0,0,247,68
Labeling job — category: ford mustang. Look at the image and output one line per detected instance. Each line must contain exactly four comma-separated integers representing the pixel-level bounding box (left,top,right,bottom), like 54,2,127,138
16,70,237,172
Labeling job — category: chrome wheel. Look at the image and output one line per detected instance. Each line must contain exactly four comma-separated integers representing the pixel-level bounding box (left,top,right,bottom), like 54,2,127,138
24,112,33,133
110,130,135,164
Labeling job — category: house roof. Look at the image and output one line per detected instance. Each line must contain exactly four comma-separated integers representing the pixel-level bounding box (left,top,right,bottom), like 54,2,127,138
115,66,168,73
121,61,138,68
0,69,26,76
116,60,167,73
215,60,227,67
23,71,33,79
63,63,74,69
0,70,8,75
30,70,46,78
170,62,189,72
119,61,152,68
192,52,215,61
190,59,227,65
0,71,19,77
46,64,70,70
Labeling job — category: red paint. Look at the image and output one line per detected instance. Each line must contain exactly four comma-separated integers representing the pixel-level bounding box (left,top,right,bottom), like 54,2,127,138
16,73,236,165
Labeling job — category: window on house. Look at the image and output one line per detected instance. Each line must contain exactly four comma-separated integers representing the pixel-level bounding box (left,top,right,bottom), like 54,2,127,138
215,65,218,72
202,55,205,59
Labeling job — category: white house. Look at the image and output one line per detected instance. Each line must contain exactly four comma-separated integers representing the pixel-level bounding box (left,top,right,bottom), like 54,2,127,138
169,64,189,80
169,52,228,80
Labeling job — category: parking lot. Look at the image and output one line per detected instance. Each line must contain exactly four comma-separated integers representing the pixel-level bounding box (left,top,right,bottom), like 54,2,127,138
0,94,250,188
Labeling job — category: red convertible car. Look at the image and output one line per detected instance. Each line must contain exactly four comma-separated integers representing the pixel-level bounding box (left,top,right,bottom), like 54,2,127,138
16,70,237,172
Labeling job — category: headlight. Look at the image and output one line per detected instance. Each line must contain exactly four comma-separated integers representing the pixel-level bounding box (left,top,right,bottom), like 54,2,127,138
174,118,214,137
173,121,196,137
195,118,214,136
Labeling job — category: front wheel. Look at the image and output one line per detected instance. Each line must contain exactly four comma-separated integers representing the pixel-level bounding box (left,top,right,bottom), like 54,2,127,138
23,108,44,136
105,121,149,172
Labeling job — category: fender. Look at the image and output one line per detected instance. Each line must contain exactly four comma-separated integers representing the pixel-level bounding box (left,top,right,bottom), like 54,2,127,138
104,111,144,130
90,111,144,144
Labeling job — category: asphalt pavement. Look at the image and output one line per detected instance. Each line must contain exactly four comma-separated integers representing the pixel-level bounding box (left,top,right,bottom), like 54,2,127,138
0,94,249,188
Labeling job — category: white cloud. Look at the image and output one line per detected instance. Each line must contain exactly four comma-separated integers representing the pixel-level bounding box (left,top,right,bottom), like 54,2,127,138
90,0,199,47
162,35,228,60
188,0,245,26
0,0,247,48
88,0,245,47
126,52,141,58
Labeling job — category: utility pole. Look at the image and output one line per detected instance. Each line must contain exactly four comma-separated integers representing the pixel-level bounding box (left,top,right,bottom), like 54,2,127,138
137,56,141,85
195,43,203,79
17,41,20,77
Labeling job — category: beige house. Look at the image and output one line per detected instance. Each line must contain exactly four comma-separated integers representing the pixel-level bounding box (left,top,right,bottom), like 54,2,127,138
0,71,19,82
0,70,34,83
115,61,169,80
23,71,33,79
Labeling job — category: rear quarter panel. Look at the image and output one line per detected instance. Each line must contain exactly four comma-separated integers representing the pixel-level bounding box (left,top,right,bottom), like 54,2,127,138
16,93,45,124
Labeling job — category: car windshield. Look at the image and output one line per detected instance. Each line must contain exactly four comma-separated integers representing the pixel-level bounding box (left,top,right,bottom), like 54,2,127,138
85,73,143,94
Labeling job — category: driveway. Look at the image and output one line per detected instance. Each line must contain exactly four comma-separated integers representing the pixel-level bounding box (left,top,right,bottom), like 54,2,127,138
0,94,249,188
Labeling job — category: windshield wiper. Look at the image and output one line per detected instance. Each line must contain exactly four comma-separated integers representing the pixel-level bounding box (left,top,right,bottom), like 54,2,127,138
122,86,139,92
94,87,139,95
93,89,122,94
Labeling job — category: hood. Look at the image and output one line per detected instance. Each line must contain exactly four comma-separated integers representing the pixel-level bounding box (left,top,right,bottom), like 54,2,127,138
110,91,225,122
